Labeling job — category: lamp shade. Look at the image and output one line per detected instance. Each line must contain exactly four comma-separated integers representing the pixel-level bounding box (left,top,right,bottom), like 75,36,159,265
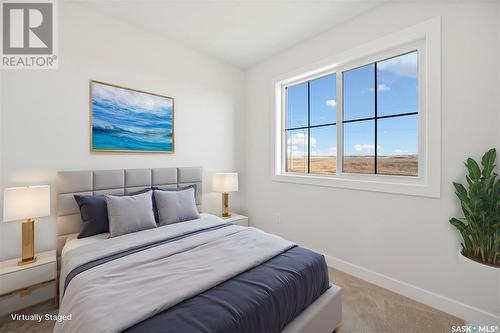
212,173,238,193
3,185,50,222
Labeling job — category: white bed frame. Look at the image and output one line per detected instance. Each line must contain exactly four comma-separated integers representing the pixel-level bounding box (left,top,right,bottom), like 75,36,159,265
56,167,342,333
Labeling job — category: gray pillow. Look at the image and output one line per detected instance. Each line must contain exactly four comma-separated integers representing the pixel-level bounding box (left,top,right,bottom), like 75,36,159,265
154,186,200,225
106,191,157,237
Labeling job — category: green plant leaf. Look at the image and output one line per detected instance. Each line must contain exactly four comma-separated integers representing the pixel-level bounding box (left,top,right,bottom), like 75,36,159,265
453,182,467,198
450,217,473,250
481,148,496,177
466,158,481,181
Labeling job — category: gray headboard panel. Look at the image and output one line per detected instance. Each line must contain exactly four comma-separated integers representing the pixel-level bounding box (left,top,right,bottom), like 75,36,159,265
56,167,202,256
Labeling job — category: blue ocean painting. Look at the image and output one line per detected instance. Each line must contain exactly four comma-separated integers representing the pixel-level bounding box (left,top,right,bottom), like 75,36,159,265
91,81,173,152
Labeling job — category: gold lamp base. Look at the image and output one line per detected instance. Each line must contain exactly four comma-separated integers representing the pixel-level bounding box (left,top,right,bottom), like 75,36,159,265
221,192,231,218
18,257,37,266
18,219,36,266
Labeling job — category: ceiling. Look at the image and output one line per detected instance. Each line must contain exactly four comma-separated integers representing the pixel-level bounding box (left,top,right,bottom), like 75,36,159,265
77,1,387,68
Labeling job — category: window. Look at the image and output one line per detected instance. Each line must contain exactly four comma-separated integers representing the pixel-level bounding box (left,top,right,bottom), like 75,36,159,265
286,74,337,174
274,18,441,197
343,51,418,176
285,51,418,177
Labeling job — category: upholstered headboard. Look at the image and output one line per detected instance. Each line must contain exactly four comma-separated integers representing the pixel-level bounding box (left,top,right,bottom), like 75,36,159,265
56,167,202,256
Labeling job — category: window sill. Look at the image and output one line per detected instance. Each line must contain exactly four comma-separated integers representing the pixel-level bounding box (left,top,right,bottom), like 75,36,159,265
271,173,440,198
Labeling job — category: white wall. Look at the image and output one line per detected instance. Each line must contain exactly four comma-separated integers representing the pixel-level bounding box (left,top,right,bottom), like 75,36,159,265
242,1,500,325
0,3,244,260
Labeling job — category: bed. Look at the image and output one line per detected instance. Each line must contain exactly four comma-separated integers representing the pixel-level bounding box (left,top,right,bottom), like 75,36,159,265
55,167,342,333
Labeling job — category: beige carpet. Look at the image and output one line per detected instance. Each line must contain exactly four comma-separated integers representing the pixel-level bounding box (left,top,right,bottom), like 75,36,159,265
330,268,464,333
0,268,464,333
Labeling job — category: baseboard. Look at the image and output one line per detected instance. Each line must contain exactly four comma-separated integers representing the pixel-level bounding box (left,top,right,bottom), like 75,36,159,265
322,253,500,325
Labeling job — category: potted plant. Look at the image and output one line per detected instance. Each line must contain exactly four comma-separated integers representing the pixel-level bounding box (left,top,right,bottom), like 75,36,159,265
449,148,499,268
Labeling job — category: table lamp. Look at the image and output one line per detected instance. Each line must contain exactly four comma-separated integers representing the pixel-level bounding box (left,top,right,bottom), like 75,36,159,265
212,173,238,218
3,185,50,265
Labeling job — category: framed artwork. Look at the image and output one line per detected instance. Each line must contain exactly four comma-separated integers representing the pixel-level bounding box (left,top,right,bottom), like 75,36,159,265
89,80,174,153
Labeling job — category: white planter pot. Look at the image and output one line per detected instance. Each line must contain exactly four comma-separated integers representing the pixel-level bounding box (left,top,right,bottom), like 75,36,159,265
456,252,500,325
458,252,500,273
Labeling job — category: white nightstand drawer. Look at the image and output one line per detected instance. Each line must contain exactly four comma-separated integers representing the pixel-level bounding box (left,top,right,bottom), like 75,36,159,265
0,261,56,295
0,281,55,316
0,250,57,315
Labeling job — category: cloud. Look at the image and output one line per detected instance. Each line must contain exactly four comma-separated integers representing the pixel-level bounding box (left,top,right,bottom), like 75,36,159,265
394,148,409,154
377,83,391,92
353,144,379,154
377,52,418,78
325,99,337,107
288,132,316,147
287,133,316,156
368,84,391,92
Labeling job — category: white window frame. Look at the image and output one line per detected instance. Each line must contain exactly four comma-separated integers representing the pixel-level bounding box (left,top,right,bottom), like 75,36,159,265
272,17,441,198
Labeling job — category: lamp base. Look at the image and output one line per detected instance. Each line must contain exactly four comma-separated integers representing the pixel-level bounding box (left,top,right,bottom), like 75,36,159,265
221,192,231,218
18,256,37,266
18,218,36,266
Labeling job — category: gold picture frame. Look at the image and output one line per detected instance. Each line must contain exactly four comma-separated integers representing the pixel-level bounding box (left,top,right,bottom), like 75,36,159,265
89,80,175,154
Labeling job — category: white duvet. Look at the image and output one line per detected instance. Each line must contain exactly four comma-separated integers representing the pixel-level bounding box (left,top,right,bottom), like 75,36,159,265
62,232,110,257
55,214,293,333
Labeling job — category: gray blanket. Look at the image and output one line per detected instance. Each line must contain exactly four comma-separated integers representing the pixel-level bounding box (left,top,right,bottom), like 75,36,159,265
55,214,294,333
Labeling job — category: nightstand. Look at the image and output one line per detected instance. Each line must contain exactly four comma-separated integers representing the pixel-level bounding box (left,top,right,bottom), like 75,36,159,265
0,250,57,315
221,214,249,227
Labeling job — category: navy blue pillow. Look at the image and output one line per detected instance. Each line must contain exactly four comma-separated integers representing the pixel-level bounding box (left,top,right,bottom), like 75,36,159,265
74,195,109,239
74,189,152,239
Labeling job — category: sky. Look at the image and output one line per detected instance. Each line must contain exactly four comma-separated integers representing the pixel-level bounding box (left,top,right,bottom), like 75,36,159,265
287,51,418,158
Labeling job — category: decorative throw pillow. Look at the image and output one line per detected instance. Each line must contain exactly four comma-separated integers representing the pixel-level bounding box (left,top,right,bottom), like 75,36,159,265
154,185,200,225
106,191,157,237
74,195,109,239
151,185,197,223
74,188,152,239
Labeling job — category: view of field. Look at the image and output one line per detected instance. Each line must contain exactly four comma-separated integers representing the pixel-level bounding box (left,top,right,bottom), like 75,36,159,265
287,155,418,176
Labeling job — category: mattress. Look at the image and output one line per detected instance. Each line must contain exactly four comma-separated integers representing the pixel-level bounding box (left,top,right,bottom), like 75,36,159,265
59,216,329,333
